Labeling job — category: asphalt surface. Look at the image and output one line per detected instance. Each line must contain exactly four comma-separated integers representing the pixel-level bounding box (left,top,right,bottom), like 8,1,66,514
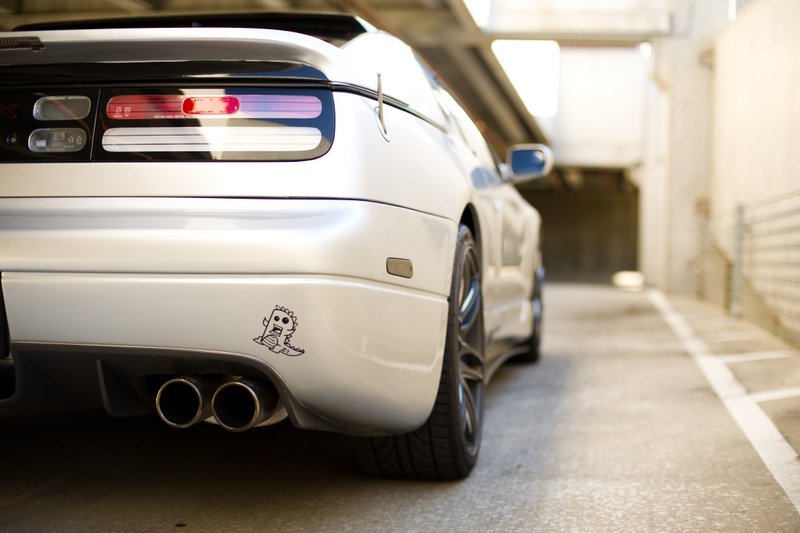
1,283,799,532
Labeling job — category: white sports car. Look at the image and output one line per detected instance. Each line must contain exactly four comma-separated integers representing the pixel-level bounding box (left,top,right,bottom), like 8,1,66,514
0,13,551,479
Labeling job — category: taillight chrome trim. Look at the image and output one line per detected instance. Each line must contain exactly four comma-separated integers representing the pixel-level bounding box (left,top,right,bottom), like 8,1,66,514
102,126,323,153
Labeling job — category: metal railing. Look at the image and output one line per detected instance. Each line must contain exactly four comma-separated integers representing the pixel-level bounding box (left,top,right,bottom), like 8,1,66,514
698,190,800,348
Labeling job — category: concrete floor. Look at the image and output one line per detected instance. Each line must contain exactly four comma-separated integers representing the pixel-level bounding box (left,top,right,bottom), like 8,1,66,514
0,284,798,532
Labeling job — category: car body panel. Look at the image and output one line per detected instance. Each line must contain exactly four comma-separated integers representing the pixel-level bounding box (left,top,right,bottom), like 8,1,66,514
0,198,455,296
0,16,545,437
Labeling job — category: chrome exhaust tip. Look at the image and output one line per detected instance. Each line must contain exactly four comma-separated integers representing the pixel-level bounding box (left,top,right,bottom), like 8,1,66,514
211,378,279,432
155,376,214,429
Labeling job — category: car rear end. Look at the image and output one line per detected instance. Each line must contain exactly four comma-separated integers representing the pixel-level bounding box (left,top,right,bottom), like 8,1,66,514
0,20,456,436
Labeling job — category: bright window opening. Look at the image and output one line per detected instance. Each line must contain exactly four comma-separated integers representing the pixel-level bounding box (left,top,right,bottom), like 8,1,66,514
464,0,491,27
492,40,561,118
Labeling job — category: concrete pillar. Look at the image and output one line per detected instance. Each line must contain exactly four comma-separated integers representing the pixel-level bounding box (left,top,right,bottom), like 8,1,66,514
639,0,729,293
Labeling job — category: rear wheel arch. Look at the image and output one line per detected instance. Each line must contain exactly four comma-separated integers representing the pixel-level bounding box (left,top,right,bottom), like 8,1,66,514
355,223,485,479
459,204,482,260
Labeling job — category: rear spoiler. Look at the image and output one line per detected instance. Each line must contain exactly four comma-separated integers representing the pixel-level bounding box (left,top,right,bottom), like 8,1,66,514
0,27,372,88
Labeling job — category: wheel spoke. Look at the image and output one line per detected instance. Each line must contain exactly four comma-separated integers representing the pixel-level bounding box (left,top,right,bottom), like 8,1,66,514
459,338,482,362
459,276,481,332
458,336,484,448
459,245,481,334
460,367,483,385
459,379,477,437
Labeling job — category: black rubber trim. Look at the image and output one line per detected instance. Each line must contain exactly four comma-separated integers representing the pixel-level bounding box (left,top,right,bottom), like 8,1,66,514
1,342,347,433
0,62,329,87
0,274,12,400
0,274,8,359
330,82,448,134
13,13,370,46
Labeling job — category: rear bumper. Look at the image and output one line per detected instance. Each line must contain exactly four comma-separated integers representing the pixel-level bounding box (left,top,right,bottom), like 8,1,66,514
3,274,448,434
0,198,456,435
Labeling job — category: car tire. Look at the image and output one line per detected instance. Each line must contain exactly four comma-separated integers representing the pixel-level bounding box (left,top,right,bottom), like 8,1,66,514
355,224,485,480
516,266,544,363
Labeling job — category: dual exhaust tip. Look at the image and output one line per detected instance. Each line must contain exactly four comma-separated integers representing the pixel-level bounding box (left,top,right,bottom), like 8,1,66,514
155,376,280,432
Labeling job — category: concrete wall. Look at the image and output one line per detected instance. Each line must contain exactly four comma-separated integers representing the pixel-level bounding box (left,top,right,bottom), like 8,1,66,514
637,73,670,289
638,0,729,293
711,0,800,218
537,46,647,169
706,0,800,346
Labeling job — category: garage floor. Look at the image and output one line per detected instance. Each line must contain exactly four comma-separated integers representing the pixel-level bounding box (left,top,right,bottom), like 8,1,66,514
0,284,798,532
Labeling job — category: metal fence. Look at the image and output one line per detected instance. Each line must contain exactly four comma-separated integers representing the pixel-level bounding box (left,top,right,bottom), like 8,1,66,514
698,190,800,348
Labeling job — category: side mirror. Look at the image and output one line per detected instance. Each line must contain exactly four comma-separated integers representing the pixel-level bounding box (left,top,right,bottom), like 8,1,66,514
505,144,554,183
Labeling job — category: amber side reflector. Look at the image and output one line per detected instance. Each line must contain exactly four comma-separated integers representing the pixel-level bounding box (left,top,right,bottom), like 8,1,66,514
386,258,414,279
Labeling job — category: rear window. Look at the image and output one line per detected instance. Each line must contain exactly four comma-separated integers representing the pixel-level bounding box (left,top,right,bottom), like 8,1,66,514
0,86,334,162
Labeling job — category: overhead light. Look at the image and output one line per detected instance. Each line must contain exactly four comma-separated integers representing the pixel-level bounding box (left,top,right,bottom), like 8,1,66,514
492,40,560,118
463,0,491,28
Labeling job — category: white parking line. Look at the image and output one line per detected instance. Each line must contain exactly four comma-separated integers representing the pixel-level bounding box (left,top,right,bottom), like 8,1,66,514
718,351,796,364
668,315,731,324
689,316,738,323
649,290,800,513
704,331,769,342
749,387,800,404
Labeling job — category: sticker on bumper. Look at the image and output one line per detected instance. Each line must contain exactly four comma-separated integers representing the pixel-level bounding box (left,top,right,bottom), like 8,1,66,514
253,305,305,357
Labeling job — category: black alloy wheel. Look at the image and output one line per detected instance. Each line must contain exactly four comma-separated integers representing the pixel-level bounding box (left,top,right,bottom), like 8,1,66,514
356,224,486,479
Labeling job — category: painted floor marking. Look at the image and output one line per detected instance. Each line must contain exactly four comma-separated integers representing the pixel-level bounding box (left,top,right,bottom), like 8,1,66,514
718,351,796,364
649,290,800,513
749,387,800,404
704,331,769,342
668,316,728,324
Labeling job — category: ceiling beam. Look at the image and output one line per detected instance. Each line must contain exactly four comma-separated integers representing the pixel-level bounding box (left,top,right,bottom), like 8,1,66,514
474,45,547,143
439,0,546,144
444,44,527,143
333,0,401,36
408,28,669,46
377,8,452,32
105,0,160,13
0,0,21,15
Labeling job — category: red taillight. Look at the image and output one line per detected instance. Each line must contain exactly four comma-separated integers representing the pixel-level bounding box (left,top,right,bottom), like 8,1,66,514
181,96,240,115
107,94,321,120
99,89,331,161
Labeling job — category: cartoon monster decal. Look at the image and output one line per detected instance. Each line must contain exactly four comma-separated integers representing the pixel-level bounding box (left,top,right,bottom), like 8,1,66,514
253,305,305,356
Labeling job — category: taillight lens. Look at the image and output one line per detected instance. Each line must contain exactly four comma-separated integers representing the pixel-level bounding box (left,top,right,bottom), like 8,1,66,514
182,96,240,115
28,128,87,153
0,90,95,162
99,88,333,162
106,94,322,120
33,96,91,121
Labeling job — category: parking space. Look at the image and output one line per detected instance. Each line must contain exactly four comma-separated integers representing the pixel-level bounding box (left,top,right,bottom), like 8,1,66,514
657,292,800,512
0,283,798,531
